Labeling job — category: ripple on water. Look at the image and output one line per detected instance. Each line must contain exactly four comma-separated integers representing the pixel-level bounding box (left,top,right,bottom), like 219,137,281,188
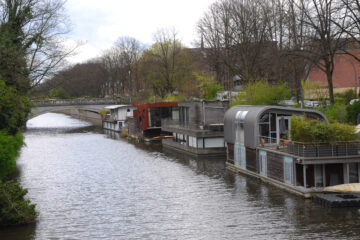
1,113,360,240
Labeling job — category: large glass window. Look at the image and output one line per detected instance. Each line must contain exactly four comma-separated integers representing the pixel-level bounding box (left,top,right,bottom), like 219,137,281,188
179,107,189,125
259,113,271,143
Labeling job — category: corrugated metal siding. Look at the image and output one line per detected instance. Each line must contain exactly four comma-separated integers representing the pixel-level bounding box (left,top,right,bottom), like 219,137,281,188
224,105,328,149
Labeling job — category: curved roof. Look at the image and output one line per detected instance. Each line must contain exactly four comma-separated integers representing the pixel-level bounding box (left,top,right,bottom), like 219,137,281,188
224,105,327,148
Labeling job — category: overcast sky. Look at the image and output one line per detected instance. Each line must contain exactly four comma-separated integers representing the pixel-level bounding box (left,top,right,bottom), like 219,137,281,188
64,0,216,64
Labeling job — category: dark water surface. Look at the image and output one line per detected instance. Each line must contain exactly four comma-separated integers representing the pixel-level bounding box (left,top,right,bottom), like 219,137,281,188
1,113,360,240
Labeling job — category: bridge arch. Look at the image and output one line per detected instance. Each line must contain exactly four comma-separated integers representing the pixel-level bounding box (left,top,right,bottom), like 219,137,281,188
29,98,125,125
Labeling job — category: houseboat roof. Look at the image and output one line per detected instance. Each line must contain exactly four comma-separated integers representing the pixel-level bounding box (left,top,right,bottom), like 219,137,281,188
224,105,327,148
133,102,178,108
104,105,136,110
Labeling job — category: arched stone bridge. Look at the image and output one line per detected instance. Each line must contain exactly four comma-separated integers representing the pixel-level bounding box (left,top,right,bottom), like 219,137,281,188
30,98,126,122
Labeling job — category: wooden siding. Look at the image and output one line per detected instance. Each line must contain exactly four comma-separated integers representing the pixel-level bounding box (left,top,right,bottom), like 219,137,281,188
127,117,139,137
267,151,284,182
227,143,234,164
246,148,257,172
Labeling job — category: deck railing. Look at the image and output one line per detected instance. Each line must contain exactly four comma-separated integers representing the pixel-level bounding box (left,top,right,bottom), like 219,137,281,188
162,118,224,131
258,136,360,158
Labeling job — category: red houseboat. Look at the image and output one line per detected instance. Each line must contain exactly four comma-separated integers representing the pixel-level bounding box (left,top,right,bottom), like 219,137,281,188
132,102,178,138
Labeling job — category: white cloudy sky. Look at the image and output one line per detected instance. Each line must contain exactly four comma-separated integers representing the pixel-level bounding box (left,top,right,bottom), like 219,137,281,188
64,0,216,64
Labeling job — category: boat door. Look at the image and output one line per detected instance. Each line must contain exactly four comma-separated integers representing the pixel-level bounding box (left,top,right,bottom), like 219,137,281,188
234,110,248,169
276,116,291,144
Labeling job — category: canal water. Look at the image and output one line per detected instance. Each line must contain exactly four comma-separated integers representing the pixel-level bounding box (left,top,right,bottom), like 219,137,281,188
1,113,360,240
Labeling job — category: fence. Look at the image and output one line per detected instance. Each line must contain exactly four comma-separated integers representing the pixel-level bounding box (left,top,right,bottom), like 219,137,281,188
259,136,360,158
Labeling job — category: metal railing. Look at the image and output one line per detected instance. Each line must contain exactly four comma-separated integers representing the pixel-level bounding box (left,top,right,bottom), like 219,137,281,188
31,98,127,107
258,136,360,158
162,118,224,131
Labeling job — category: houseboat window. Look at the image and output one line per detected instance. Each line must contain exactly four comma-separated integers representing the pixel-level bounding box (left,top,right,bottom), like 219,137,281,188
204,138,224,148
259,113,269,123
259,124,270,142
197,138,204,148
189,136,197,148
179,107,189,125
127,108,130,112
270,113,276,131
172,107,179,120
349,163,359,183
148,107,172,128
259,113,270,143
315,165,324,187
160,107,172,119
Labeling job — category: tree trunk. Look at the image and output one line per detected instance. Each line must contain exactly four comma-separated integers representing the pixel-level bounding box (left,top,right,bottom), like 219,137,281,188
326,70,335,105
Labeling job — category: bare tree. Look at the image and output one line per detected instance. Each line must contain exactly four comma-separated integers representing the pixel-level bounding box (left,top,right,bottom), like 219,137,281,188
114,36,143,99
289,0,346,104
0,0,77,91
197,0,234,87
337,0,360,62
197,0,287,90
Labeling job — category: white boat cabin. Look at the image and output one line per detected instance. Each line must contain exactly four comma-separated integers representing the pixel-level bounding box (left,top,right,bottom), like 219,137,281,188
103,105,136,132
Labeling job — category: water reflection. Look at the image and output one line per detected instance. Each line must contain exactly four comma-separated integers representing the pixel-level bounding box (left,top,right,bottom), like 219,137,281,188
1,113,360,239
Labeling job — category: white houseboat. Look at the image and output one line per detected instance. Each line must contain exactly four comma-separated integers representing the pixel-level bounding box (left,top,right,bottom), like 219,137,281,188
102,105,136,132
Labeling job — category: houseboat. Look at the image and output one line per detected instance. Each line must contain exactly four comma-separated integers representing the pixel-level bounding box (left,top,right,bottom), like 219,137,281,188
102,105,136,132
224,106,360,198
126,102,178,139
162,100,229,157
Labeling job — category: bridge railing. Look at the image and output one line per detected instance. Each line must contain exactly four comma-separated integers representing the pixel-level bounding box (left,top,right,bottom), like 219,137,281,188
31,98,128,106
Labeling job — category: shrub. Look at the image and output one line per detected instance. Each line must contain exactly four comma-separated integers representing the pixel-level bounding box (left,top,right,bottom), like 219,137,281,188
98,109,110,118
0,180,38,226
231,80,292,106
290,116,317,142
330,122,357,142
0,80,31,134
162,93,186,102
0,131,24,179
317,103,347,123
195,73,223,100
338,89,355,104
49,87,69,99
346,101,360,124
290,116,357,143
